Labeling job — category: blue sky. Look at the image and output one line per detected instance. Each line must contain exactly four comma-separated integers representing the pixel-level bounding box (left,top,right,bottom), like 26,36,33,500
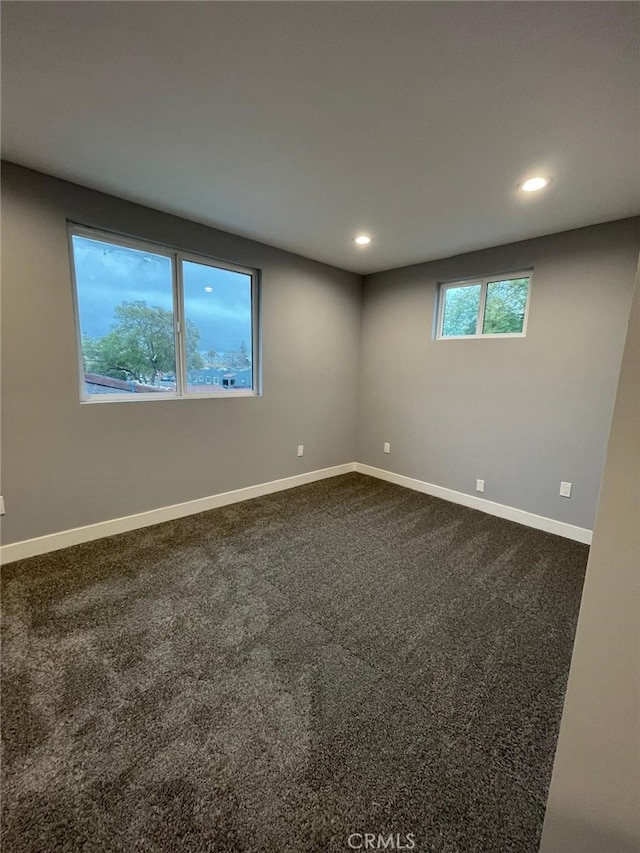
72,236,252,353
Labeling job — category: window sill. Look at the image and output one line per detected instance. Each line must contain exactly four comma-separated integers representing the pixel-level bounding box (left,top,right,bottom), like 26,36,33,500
435,333,526,341
80,390,259,404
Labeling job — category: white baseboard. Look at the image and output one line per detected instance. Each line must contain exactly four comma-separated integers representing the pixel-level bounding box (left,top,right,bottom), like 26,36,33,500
355,463,593,544
1,459,592,564
0,463,356,565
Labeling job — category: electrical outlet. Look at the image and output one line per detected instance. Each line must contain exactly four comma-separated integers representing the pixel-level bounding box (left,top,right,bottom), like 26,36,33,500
383,442,391,453
297,445,304,457
560,481,572,498
476,479,485,493
0,496,5,516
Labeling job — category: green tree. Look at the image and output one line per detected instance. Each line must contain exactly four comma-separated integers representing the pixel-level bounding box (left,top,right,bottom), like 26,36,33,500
84,301,203,385
228,340,251,369
482,279,528,334
441,279,528,336
442,285,481,336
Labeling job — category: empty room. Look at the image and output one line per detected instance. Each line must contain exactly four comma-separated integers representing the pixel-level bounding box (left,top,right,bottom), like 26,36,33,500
1,3,638,852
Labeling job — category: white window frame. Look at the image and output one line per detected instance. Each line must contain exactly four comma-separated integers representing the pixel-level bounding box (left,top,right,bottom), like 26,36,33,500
68,224,260,402
435,270,532,340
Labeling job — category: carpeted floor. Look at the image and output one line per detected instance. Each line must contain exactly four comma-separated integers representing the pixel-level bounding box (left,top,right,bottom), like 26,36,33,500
1,473,588,853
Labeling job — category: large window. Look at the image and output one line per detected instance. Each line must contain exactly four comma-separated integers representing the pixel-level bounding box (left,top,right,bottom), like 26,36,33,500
69,226,258,401
436,272,531,339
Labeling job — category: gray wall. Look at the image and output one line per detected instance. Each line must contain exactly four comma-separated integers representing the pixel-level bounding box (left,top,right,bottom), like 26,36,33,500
2,161,638,547
539,274,640,852
0,163,361,545
357,220,640,530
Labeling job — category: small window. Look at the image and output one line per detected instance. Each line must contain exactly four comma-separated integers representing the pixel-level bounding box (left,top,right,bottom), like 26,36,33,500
69,225,259,401
436,272,531,339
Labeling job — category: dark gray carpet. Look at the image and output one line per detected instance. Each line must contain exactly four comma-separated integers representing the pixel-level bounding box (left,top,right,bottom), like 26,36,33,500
1,473,588,853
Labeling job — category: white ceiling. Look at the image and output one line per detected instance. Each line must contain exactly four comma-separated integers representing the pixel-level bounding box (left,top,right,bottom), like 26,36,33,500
2,2,638,274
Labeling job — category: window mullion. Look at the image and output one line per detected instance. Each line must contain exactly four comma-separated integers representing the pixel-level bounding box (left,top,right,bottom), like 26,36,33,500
436,284,445,338
251,270,260,393
476,280,488,336
173,254,188,396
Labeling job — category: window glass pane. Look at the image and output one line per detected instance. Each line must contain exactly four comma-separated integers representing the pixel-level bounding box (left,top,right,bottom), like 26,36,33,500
182,260,253,393
72,235,177,396
441,284,481,336
482,277,529,334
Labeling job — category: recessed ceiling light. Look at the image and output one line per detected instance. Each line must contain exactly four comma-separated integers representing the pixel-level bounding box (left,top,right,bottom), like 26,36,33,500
354,235,372,245
520,176,549,193
204,286,213,292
